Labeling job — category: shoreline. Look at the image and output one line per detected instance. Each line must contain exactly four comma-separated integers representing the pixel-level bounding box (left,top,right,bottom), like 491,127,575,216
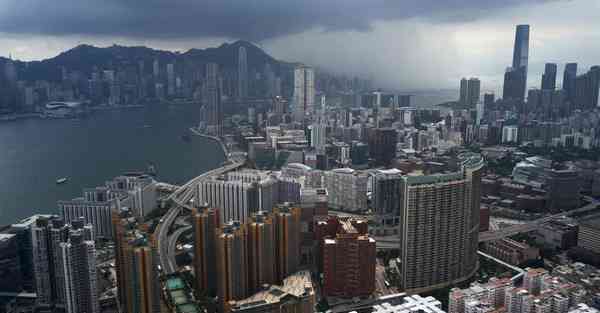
189,127,229,159
0,104,146,122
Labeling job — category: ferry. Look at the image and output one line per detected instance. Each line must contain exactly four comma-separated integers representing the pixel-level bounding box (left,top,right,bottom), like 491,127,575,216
56,177,68,184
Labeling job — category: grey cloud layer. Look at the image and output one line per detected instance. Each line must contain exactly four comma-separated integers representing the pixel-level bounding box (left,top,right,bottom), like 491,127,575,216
0,0,550,40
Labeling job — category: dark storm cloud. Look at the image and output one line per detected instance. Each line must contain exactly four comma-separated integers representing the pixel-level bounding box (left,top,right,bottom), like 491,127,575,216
0,0,553,40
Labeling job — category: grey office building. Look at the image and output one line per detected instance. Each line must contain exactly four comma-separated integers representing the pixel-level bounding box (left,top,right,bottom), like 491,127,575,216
562,63,578,102
541,63,557,90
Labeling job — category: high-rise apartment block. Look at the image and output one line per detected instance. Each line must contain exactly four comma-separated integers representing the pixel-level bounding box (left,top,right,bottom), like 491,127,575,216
55,229,99,313
197,170,281,223
28,216,96,311
59,187,118,239
459,78,481,106
323,168,368,212
0,234,22,292
372,168,403,235
216,221,249,312
192,207,220,297
58,174,156,239
246,211,276,293
316,217,376,298
112,211,161,313
578,216,600,254
272,206,301,283
292,65,315,123
397,153,483,293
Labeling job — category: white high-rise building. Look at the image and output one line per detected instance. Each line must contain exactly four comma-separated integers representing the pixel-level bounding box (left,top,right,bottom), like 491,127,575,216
59,187,117,239
323,168,368,212
309,123,326,151
502,125,519,143
292,65,315,122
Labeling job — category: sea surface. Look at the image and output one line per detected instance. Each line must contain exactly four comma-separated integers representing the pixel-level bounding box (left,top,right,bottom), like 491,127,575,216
0,103,226,225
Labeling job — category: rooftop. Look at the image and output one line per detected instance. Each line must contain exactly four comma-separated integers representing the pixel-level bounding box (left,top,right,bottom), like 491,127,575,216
231,271,314,310
351,295,444,313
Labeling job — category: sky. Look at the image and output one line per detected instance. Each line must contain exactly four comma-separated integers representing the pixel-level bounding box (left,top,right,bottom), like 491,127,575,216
0,0,598,92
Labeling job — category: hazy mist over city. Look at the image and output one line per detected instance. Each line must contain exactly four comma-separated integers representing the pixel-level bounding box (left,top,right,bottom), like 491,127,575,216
1,0,599,91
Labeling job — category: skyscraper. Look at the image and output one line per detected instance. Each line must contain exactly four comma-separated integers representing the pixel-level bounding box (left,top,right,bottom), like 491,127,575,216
192,207,220,297
504,25,530,101
112,211,161,313
28,216,95,310
216,221,248,312
55,229,100,313
0,234,22,292
372,168,403,235
238,46,248,99
397,153,484,293
562,63,578,102
292,65,315,123
204,62,223,136
167,63,175,96
459,78,468,105
503,67,527,101
512,25,530,73
309,122,326,152
574,66,600,110
541,63,557,90
368,128,398,166
272,206,301,283
152,59,159,78
246,211,275,294
31,217,61,307
467,78,481,106
320,218,376,298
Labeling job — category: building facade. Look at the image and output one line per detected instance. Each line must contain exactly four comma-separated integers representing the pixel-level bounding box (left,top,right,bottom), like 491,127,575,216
398,153,484,293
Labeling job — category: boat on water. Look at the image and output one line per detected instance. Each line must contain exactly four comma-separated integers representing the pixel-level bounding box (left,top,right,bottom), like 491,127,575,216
56,177,68,184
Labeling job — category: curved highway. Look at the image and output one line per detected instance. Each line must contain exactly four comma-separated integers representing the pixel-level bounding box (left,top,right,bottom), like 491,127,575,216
155,161,244,275
166,226,192,274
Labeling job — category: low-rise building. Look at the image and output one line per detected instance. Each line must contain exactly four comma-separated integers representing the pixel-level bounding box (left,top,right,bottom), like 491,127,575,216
348,294,444,313
484,238,540,266
229,271,315,313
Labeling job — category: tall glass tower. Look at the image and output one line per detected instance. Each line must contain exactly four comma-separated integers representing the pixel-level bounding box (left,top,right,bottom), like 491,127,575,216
503,25,530,101
512,25,530,71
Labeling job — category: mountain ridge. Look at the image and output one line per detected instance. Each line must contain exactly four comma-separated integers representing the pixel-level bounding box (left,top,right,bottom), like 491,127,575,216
2,40,299,82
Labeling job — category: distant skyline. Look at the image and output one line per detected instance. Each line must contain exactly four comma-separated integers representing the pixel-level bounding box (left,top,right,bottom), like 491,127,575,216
0,0,598,91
